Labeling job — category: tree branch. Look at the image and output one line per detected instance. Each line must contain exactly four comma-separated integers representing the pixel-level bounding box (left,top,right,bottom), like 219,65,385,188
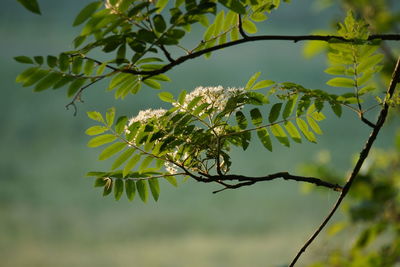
289,55,400,267
122,34,400,78
199,172,343,192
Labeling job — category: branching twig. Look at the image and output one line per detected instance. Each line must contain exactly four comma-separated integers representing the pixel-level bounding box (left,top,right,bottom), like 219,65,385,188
65,76,106,116
289,56,400,267
238,15,249,39
120,34,400,77
209,172,343,192
160,45,175,62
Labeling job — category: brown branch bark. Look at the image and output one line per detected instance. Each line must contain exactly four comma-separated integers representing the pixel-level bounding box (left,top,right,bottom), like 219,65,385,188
289,56,400,267
190,172,343,192
122,34,400,78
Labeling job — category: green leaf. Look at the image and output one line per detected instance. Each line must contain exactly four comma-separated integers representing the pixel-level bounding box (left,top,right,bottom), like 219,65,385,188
250,108,263,126
242,20,257,34
148,178,160,201
94,177,107,187
99,142,126,160
123,154,141,177
326,77,355,88
252,80,275,90
108,73,131,90
87,134,117,147
106,107,116,127
16,67,39,83
235,111,247,129
73,35,87,48
34,72,63,92
24,69,49,87
155,0,169,13
284,121,301,143
153,14,166,33
47,55,58,68
306,116,322,135
115,116,128,135
231,27,239,41
85,125,108,136
67,78,86,97
116,44,126,64
218,0,246,14
357,54,384,74
14,56,34,64
269,103,282,123
223,11,236,31
214,11,225,35
311,111,326,121
330,102,342,117
158,92,174,103
17,0,41,14
270,124,289,147
296,118,316,143
178,90,187,105
114,178,124,200
357,70,374,86
112,148,135,170
71,57,83,74
33,56,43,65
83,60,95,76
245,72,261,90
125,179,136,201
73,1,102,26
136,180,148,202
143,79,161,89
52,75,74,89
324,66,347,75
151,74,171,82
282,96,297,119
164,176,178,187
257,128,272,151
58,53,70,72
139,156,153,173
87,111,104,123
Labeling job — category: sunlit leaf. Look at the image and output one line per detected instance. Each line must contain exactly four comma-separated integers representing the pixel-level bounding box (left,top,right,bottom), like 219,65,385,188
99,142,126,160
87,134,117,147
270,124,289,147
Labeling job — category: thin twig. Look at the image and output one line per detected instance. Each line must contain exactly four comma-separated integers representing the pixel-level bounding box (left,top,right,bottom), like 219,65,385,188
238,15,249,39
65,76,106,116
205,172,343,192
160,45,174,62
289,56,400,267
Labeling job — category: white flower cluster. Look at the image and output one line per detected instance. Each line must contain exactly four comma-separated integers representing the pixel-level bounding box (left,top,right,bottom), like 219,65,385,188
105,0,121,12
164,161,178,175
128,108,167,124
177,86,246,114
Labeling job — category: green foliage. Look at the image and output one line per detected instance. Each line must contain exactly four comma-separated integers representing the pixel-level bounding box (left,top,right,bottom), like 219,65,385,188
17,0,41,15
14,0,400,264
303,132,400,266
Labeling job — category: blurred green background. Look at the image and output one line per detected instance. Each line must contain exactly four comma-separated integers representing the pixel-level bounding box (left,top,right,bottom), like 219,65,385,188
1,1,397,266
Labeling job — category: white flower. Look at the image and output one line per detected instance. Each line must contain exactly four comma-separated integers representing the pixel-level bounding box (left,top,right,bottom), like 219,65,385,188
105,0,121,12
128,108,167,124
176,86,246,114
164,161,178,175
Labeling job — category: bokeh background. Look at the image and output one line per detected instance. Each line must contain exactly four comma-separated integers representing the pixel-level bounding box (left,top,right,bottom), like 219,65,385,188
1,0,397,266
